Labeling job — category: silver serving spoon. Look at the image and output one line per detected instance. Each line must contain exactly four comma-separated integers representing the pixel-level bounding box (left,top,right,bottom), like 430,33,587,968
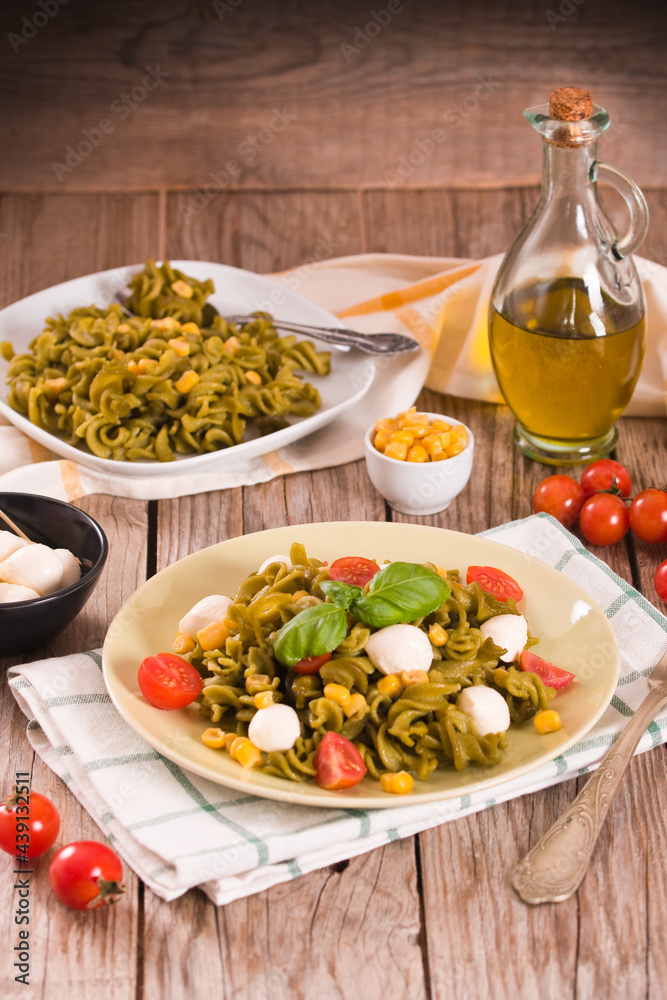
115,293,420,356
512,645,667,904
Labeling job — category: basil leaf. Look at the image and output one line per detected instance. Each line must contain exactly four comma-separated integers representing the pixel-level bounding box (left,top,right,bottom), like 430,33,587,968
319,579,362,610
272,603,347,667
351,561,449,628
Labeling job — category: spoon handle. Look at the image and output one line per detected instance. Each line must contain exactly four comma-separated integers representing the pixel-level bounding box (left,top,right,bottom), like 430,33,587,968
512,683,667,904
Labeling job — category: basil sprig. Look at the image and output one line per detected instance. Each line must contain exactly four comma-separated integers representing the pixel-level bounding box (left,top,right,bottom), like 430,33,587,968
272,562,450,664
351,562,449,628
272,603,347,667
318,579,362,609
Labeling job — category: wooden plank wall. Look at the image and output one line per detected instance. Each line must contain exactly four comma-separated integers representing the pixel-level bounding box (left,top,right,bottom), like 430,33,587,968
1,0,665,192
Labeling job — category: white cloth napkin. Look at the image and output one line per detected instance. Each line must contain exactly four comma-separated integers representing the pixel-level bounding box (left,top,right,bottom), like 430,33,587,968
1,253,665,502
8,514,667,906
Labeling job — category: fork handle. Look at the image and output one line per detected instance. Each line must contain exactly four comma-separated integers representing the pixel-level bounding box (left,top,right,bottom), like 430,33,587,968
512,685,667,904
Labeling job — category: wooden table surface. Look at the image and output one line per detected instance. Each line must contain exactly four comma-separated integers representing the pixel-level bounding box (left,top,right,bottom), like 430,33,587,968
0,184,666,1000
2,2,667,997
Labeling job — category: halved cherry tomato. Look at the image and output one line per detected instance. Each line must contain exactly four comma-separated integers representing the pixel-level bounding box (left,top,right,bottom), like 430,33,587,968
292,652,332,675
314,732,367,790
0,791,60,860
49,841,125,911
579,493,629,546
466,566,523,603
580,459,632,498
138,653,203,710
328,557,381,588
532,475,584,527
520,650,575,690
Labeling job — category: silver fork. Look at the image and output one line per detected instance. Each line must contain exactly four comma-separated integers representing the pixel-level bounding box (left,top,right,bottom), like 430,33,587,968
512,645,667,904
114,292,420,356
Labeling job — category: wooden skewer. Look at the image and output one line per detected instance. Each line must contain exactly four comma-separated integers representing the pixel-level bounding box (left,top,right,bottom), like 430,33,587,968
0,508,32,542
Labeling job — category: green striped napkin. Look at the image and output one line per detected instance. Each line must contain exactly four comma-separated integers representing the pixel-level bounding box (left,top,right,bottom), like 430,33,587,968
8,514,667,905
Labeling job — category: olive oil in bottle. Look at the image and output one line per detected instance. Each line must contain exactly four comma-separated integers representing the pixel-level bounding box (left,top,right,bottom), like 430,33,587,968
489,86,648,464
489,278,645,443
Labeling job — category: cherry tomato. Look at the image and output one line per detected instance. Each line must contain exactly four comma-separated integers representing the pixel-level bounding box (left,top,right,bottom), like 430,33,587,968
580,458,632,498
655,560,667,602
520,650,575,690
532,475,584,528
138,653,203,710
314,732,367,790
292,652,332,675
579,493,629,546
0,791,60,860
629,489,667,544
466,566,523,603
49,841,125,911
328,557,381,588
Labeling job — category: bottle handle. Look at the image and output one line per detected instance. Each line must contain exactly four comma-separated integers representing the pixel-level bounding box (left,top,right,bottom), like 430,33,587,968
594,162,649,260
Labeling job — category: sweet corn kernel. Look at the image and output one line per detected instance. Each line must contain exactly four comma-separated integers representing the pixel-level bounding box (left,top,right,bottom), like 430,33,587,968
375,417,399,433
44,377,67,395
168,337,190,356
224,732,238,752
494,667,509,685
171,279,193,298
402,421,430,439
127,360,139,374
150,317,179,331
245,370,262,385
181,322,200,335
428,623,449,646
397,406,417,420
377,675,403,698
223,336,241,354
136,357,157,374
534,710,562,735
245,674,271,694
196,620,230,651
373,429,393,453
323,683,351,707
172,632,196,655
117,323,132,333
389,430,415,446
421,434,444,459
230,737,262,768
431,419,452,432
401,670,429,687
201,727,227,749
292,589,309,602
407,444,428,463
435,566,448,579
174,370,200,394
446,438,467,457
343,693,368,718
381,771,414,794
384,441,409,461
253,691,274,709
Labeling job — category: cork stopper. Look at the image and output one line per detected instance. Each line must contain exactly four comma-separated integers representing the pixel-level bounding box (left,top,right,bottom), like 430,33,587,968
549,87,594,122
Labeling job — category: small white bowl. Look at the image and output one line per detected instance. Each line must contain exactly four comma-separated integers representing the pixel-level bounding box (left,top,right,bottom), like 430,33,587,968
364,413,475,515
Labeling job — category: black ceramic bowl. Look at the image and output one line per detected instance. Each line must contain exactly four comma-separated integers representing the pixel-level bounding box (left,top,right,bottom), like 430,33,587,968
0,493,108,658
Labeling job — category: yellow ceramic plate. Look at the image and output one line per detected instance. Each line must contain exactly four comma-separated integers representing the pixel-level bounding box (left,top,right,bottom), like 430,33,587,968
102,521,619,809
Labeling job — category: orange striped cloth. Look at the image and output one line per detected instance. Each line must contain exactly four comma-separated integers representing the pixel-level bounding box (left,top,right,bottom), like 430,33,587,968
1,253,665,501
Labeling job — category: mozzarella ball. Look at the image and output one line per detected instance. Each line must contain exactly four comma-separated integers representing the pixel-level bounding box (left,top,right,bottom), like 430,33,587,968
257,553,291,575
0,530,29,563
0,544,64,596
179,594,234,637
365,623,433,676
248,703,301,752
480,614,528,663
0,582,41,603
55,548,81,589
457,686,511,736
